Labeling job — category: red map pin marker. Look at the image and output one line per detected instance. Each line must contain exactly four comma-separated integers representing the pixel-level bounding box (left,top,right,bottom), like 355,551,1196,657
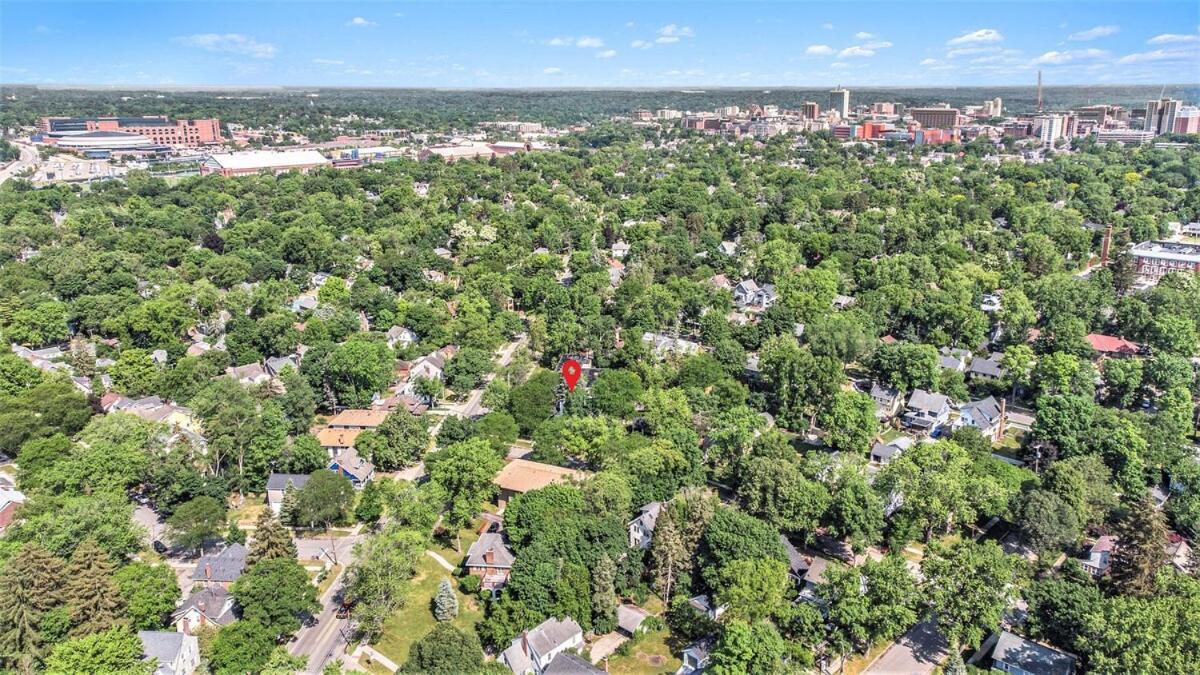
561,358,582,392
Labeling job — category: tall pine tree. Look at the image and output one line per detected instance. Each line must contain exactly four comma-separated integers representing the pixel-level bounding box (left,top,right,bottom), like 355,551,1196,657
1109,495,1168,597
63,538,124,637
0,543,67,672
248,509,297,565
279,483,298,526
592,554,618,634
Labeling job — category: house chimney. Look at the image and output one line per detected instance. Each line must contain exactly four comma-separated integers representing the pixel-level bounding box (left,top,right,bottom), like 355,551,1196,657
484,548,495,565
204,563,212,580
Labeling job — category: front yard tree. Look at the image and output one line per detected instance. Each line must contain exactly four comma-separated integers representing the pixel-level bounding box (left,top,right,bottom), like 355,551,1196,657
232,558,318,639
247,509,297,565
404,623,486,675
44,627,150,675
921,540,1022,648
64,538,125,637
433,578,458,621
165,495,227,553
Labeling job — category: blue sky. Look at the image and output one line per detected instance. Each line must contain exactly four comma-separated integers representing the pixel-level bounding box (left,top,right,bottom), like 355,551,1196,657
2,1,1198,87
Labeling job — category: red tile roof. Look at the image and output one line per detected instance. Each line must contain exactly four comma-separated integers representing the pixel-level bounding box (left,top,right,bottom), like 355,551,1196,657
1086,333,1140,356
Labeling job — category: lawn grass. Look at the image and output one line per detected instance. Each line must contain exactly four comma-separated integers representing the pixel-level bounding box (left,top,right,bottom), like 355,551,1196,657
603,629,680,675
842,639,893,675
228,496,265,526
372,520,487,667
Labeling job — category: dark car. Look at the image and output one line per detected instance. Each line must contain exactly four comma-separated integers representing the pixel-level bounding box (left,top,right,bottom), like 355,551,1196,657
152,540,168,555
336,600,353,620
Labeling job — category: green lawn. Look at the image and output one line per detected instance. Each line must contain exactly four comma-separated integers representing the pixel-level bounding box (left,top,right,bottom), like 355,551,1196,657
604,629,681,675
228,495,266,526
372,520,488,667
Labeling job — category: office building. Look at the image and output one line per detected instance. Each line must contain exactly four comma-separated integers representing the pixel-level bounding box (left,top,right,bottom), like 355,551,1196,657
1144,98,1181,136
1094,129,1155,145
828,88,850,119
801,101,820,119
911,106,959,129
1175,107,1200,134
39,116,222,146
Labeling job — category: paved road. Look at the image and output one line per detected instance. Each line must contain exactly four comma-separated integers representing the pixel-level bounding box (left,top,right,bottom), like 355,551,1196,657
290,529,364,673
0,140,38,183
864,620,948,675
296,535,357,566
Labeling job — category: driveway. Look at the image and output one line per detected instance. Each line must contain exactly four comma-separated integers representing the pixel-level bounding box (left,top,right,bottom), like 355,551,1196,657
589,633,628,664
864,621,948,675
133,505,164,544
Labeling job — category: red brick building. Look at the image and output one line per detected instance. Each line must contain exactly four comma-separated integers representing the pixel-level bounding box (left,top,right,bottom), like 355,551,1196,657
40,116,222,146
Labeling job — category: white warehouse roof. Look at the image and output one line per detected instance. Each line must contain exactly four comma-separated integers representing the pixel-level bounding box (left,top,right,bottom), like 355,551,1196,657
205,149,330,171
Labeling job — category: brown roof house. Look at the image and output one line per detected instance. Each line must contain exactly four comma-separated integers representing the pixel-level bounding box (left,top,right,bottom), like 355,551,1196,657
493,459,587,509
465,532,516,591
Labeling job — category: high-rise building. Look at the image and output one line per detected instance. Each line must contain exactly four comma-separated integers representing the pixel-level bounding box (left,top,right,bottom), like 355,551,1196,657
801,101,820,119
1175,107,1200,134
1035,114,1066,145
828,88,850,120
1144,98,1181,136
911,106,959,129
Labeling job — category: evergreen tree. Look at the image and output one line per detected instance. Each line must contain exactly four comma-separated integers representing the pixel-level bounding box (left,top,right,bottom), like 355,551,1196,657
227,520,247,545
248,509,297,566
1108,495,1169,597
0,543,67,672
433,579,458,622
63,538,124,637
944,643,967,675
280,483,298,526
591,554,618,634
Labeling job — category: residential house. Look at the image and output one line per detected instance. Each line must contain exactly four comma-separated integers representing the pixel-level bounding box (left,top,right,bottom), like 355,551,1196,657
465,532,516,591
409,350,448,382
139,631,200,675
172,587,236,634
1080,536,1116,577
990,630,1076,675
870,436,913,465
832,294,856,310
1164,534,1192,573
329,444,374,487
628,502,662,550
386,326,418,350
901,389,952,434
611,241,631,259
869,382,903,419
718,240,738,256
433,247,453,259
733,279,777,311
641,332,703,359
493,459,587,509
225,363,271,387
371,393,429,416
543,653,604,675
290,295,318,314
981,293,1003,313
326,409,389,430
959,396,1006,441
191,544,248,589
499,617,585,675
607,258,626,287
687,595,727,621
0,487,26,529
968,352,1006,382
315,427,361,453
937,347,970,372
677,640,712,675
1086,333,1141,357
617,604,651,637
265,473,310,514
264,354,300,378
708,274,733,292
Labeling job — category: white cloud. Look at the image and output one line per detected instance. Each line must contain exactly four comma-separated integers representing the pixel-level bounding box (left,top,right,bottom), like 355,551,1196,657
805,44,834,55
173,33,277,59
312,58,344,65
597,49,617,59
547,37,574,46
346,17,375,27
838,46,875,58
854,31,874,40
919,58,940,66
1034,49,1108,64
947,46,1001,58
1117,47,1199,64
631,40,652,49
1148,33,1199,44
822,23,834,30
658,24,695,38
576,36,605,48
1068,25,1119,41
656,36,680,44
947,28,1003,45
543,67,563,74
862,40,893,49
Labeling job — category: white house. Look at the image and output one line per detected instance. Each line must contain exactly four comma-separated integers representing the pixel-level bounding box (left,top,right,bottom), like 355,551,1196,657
628,502,662,549
958,396,1005,441
901,389,952,434
500,617,584,675
139,631,200,675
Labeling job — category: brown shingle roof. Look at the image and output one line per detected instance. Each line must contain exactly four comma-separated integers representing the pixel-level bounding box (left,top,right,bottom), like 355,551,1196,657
493,459,586,494
315,427,362,448
327,409,389,429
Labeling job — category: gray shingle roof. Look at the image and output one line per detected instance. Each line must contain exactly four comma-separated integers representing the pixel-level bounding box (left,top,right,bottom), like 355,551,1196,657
962,396,1003,426
171,587,235,626
191,544,247,583
527,617,582,656
907,389,950,413
543,651,604,674
465,532,515,569
266,473,311,491
138,630,184,672
992,630,1076,675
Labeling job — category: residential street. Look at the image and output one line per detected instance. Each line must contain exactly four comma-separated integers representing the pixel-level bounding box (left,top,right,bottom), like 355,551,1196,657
0,140,38,184
289,528,364,673
863,620,948,675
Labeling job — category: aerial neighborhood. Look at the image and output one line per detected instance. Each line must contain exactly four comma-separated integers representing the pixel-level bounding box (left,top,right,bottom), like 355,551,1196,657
0,28,1198,675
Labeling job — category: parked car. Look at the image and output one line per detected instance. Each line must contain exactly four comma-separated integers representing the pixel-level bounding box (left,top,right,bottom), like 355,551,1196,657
152,540,167,554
